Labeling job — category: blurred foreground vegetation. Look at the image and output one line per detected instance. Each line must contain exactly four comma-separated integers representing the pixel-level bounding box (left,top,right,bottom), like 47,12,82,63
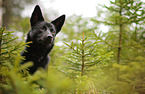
0,0,145,94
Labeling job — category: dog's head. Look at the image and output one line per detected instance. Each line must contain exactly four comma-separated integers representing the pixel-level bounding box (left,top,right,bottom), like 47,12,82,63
28,5,65,46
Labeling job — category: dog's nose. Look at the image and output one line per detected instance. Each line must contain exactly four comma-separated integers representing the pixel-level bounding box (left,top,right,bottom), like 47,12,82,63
46,35,53,39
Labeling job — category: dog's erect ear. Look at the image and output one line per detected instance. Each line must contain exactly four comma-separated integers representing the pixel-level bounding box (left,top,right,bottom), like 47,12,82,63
51,15,65,34
30,5,44,27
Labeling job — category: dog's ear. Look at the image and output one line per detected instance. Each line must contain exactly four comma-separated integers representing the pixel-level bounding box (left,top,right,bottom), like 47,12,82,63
30,5,44,27
51,15,65,34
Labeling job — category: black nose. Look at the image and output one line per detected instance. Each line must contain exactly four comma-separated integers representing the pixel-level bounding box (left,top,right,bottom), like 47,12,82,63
47,35,53,39
47,36,52,38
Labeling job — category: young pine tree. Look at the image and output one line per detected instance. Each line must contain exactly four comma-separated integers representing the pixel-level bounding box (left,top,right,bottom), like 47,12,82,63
62,32,113,77
92,0,145,63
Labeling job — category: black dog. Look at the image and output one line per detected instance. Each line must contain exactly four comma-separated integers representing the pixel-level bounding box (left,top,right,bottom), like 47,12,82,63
21,5,65,74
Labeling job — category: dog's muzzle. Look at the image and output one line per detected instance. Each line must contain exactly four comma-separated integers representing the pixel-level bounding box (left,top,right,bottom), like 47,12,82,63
38,35,53,45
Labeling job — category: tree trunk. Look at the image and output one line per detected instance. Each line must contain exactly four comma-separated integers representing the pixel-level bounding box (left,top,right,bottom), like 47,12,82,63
81,32,85,76
0,0,2,27
117,1,123,64
117,24,122,64
2,0,12,28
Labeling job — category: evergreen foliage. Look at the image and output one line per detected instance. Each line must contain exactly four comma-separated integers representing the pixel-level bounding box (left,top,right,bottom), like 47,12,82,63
0,0,145,94
62,32,113,77
91,0,145,63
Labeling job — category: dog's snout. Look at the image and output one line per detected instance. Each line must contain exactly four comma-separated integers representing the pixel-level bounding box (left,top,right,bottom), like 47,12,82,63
47,35,53,39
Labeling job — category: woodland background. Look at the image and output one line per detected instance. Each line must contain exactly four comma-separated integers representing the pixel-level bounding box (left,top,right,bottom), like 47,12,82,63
0,0,145,94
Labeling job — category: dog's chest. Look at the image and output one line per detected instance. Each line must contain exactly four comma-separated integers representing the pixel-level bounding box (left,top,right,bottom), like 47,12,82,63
38,56,44,62
31,54,50,68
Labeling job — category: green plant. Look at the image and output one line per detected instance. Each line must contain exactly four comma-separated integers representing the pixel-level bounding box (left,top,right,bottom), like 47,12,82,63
61,32,113,77
91,0,145,64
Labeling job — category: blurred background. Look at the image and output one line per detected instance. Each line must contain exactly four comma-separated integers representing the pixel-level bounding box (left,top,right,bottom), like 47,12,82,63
0,0,145,94
0,0,110,32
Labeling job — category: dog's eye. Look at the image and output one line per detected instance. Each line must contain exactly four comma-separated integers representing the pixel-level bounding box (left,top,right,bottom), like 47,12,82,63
50,29,55,33
39,26,47,31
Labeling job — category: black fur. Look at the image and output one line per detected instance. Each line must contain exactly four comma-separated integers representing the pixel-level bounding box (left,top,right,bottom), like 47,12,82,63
21,5,65,74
